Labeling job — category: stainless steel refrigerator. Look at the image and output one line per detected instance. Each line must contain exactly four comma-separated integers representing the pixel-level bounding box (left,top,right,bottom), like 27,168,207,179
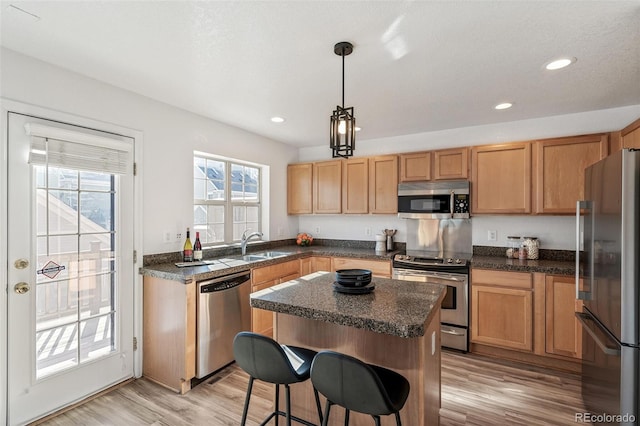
576,148,639,425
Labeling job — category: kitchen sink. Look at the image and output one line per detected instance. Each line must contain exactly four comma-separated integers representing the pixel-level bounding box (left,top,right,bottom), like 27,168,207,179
241,251,290,262
242,255,268,262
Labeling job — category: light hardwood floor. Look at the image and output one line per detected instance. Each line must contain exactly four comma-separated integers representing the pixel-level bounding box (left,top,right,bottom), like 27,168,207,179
36,351,585,425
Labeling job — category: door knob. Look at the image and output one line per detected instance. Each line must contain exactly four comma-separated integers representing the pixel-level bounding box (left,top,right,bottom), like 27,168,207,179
14,282,30,294
14,258,29,269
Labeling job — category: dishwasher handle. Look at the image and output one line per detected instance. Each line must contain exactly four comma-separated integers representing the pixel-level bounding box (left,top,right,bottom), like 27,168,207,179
199,271,251,293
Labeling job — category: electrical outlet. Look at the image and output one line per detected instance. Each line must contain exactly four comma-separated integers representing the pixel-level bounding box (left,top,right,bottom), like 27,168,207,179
365,227,372,236
176,232,183,241
163,230,172,243
315,227,320,235
487,230,497,241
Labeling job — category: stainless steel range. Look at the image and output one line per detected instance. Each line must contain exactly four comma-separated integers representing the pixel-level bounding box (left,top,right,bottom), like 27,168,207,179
393,251,470,352
394,188,472,352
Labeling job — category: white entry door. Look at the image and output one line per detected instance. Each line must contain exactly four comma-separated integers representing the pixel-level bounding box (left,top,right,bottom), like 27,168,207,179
7,112,135,425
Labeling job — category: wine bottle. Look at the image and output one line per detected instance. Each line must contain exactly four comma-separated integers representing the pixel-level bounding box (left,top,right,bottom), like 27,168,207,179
193,231,202,261
183,227,193,262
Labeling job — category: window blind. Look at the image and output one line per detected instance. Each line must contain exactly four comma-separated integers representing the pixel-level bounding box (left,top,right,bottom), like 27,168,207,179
25,123,132,175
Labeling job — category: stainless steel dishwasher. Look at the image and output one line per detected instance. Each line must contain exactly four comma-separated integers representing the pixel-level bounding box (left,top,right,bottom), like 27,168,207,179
196,270,251,378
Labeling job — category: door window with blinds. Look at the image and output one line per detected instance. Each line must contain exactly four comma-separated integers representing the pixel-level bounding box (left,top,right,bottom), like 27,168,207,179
193,153,262,245
26,123,131,378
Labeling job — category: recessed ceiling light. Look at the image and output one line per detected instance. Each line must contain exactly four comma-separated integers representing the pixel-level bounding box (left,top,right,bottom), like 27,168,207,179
545,57,576,70
494,103,513,110
270,116,285,123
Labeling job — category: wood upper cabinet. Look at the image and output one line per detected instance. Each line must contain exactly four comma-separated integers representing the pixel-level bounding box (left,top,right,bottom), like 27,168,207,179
287,163,313,214
621,117,640,149
313,160,342,214
433,147,469,180
369,155,398,214
471,143,532,214
533,134,608,214
342,157,369,214
545,275,582,359
251,260,301,337
471,269,533,352
399,151,431,182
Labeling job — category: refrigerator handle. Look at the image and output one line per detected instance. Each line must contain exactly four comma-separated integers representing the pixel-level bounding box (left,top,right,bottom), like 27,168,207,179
576,200,593,300
575,312,621,356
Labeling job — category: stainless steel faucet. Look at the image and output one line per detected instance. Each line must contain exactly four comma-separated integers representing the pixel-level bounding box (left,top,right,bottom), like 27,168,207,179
241,230,263,255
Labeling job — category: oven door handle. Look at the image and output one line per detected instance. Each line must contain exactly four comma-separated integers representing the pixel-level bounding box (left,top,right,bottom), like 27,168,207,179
422,275,465,282
441,327,466,336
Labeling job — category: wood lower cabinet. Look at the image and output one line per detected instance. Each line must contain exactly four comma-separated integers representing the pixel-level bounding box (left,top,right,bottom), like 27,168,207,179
433,147,469,180
399,151,431,182
369,155,398,214
544,274,582,359
471,143,532,214
471,269,533,352
313,160,342,213
621,117,640,149
287,163,313,214
143,276,196,394
251,260,301,337
331,257,391,278
300,256,331,275
533,134,608,214
342,157,369,213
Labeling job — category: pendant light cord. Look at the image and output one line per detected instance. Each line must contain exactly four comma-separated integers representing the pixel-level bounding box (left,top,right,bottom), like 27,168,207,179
341,47,345,108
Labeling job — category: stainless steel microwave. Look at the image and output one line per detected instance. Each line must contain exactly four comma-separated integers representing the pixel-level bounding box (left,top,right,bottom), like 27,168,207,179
397,181,470,219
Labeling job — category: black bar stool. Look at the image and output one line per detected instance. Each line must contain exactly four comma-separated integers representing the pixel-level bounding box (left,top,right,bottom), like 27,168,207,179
310,351,410,426
233,332,323,426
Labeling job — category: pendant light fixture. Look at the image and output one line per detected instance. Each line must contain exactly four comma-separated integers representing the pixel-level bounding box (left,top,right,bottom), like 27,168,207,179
330,41,356,158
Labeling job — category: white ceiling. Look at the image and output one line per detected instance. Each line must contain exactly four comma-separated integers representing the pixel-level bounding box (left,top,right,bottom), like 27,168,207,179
1,1,639,148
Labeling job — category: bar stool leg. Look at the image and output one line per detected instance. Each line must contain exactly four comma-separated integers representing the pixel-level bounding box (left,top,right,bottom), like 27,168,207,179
344,408,350,426
275,384,280,426
313,387,323,424
395,411,402,426
240,376,254,426
373,415,381,426
285,384,292,426
322,401,332,426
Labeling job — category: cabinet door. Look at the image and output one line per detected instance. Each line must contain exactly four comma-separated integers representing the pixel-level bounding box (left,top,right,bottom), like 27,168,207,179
471,285,533,352
287,163,313,214
399,152,431,182
311,256,332,273
300,258,312,276
433,148,469,180
331,257,391,278
343,157,369,214
369,155,398,214
313,160,342,213
251,279,277,337
545,275,582,359
534,134,608,214
471,143,532,214
252,260,301,285
621,117,640,149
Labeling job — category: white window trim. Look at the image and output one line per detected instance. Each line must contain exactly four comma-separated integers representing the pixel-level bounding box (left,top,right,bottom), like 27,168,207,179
194,153,262,246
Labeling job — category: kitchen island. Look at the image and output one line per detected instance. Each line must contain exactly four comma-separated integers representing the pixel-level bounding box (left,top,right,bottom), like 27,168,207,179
251,272,446,426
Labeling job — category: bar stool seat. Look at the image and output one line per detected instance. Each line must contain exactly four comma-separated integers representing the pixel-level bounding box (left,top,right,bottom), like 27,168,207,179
233,331,323,426
310,350,410,426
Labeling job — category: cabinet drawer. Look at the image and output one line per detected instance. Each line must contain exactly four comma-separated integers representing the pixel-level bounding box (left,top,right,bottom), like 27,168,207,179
252,260,300,284
331,257,391,278
472,268,532,289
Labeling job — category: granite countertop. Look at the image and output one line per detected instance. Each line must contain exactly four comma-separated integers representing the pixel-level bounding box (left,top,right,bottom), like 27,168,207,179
471,255,577,275
140,245,397,284
250,271,446,338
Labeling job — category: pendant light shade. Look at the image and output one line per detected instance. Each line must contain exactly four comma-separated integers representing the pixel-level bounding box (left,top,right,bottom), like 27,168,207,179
330,41,356,158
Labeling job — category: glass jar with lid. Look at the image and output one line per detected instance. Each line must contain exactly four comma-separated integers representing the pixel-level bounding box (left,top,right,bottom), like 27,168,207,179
523,237,539,260
506,236,521,259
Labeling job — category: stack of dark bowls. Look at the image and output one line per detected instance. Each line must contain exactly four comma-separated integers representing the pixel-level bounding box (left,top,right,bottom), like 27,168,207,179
333,269,375,294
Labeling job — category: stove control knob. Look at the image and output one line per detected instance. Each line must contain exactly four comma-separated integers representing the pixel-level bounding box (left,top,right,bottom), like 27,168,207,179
455,259,462,264
446,258,453,264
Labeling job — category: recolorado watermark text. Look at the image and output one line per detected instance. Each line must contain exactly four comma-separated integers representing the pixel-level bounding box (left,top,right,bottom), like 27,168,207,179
575,412,636,423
